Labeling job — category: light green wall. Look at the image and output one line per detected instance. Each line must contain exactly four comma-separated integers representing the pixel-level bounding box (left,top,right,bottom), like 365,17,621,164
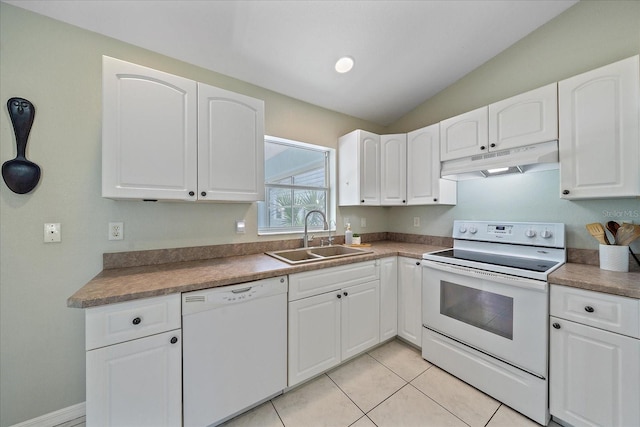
1,1,639,426
0,3,386,426
386,0,640,250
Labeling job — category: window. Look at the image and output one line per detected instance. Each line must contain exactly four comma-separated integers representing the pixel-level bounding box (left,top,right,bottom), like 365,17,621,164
258,136,335,234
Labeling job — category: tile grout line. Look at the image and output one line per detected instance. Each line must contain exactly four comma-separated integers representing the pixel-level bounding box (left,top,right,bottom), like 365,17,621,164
405,381,473,427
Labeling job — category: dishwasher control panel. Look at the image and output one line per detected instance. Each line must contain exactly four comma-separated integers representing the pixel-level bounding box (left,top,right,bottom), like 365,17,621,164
182,276,288,315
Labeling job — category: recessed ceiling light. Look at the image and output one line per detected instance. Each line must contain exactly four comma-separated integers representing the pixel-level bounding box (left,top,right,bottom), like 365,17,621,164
335,56,354,73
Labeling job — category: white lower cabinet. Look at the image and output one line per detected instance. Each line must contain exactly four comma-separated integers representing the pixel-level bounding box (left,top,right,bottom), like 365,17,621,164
550,285,640,427
397,257,422,347
85,294,182,427
288,261,380,386
379,257,398,341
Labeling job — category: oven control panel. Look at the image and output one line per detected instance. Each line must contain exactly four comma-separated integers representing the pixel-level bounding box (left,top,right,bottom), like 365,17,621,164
453,220,565,248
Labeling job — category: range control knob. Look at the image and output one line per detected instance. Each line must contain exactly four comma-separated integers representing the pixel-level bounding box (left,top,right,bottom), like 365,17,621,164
459,226,467,233
525,228,537,238
541,229,553,239
468,226,478,234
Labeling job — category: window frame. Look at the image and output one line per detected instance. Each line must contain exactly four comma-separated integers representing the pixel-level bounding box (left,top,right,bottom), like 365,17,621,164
258,135,336,236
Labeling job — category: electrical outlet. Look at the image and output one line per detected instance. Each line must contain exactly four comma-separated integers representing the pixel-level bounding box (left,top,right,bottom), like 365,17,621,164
44,223,61,243
360,217,367,228
109,222,124,240
413,217,420,227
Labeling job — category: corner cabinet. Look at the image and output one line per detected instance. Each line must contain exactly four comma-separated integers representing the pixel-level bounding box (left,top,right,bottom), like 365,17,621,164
559,55,640,199
549,285,640,427
338,130,381,205
85,294,182,427
102,56,264,202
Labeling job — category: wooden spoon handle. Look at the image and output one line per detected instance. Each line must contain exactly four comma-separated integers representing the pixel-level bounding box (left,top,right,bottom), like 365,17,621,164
7,98,35,158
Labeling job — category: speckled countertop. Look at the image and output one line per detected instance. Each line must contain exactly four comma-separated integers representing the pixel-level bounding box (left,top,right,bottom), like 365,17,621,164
67,241,441,308
68,239,640,309
549,263,640,299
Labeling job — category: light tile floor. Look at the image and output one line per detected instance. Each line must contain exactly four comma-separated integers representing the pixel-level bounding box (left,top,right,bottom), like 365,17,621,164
222,339,562,427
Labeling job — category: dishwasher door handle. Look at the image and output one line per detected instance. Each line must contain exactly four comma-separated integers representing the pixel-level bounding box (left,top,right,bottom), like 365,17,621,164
231,287,252,294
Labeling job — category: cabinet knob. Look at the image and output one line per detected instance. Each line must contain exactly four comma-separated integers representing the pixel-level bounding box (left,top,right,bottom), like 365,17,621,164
361,200,365,203
433,198,437,202
132,317,142,325
584,306,595,313
416,261,421,266
490,143,496,148
336,294,342,299
280,278,285,283
201,191,206,197
552,323,561,329
170,336,179,344
343,291,348,297
562,190,570,195
402,200,406,204
480,146,486,150
188,191,195,196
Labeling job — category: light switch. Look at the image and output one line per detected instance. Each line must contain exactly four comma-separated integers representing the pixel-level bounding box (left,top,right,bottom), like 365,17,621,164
235,220,246,234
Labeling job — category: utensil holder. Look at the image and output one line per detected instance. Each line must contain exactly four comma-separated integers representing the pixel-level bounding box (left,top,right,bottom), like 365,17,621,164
599,244,629,272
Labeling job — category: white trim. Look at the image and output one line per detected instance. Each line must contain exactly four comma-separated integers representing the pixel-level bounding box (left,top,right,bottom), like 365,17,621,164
10,402,85,427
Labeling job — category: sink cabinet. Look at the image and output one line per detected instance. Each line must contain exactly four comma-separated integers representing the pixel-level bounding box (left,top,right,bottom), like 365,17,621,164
549,285,640,427
85,294,182,426
102,56,264,202
288,261,380,386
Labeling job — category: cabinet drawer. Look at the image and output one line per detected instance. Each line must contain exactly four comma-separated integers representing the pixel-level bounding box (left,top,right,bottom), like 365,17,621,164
288,261,379,301
550,285,640,338
86,294,181,350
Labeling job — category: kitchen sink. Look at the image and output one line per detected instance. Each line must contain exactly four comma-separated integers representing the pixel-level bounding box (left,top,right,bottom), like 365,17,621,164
266,245,373,265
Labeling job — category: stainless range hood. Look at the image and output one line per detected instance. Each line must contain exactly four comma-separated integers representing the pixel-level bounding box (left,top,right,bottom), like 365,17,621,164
440,140,559,181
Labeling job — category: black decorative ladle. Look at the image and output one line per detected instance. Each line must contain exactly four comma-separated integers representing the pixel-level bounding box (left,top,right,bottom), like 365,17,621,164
2,97,41,194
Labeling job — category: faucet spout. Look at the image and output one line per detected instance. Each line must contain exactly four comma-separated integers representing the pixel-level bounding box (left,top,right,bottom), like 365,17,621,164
303,210,328,248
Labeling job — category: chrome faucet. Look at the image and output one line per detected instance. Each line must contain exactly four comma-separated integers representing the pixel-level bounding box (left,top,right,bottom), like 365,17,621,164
303,210,328,248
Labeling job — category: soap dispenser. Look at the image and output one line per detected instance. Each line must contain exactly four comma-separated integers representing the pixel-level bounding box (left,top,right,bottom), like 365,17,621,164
345,223,353,245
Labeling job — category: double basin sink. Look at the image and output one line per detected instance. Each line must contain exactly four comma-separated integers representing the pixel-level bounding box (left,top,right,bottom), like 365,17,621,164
266,245,373,265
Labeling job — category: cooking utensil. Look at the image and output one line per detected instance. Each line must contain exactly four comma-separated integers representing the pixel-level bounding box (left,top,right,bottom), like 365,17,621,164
586,223,610,245
606,221,620,243
2,97,40,194
616,223,640,247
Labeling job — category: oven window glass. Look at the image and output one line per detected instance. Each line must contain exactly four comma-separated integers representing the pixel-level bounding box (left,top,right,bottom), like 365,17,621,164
440,281,513,340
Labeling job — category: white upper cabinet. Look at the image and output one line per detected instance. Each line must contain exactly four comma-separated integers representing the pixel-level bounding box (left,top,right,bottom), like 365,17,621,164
380,134,407,205
102,56,198,201
559,55,640,199
489,83,558,151
440,106,489,161
102,56,265,202
339,130,381,206
197,83,264,202
407,124,456,205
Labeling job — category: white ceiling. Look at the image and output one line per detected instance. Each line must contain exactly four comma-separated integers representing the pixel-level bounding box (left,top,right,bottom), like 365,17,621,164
5,0,578,126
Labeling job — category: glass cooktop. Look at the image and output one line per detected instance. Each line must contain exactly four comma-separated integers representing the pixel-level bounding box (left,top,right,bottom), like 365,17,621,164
430,249,560,273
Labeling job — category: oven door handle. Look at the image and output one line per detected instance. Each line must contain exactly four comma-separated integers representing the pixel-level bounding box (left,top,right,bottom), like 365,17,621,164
421,260,547,292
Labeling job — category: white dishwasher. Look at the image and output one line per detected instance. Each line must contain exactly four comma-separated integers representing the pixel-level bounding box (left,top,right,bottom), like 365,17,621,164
182,276,288,427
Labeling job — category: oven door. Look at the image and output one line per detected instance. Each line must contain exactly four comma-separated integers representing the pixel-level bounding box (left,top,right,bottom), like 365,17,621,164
422,260,548,377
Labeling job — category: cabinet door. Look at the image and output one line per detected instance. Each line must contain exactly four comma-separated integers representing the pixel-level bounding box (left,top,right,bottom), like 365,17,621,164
197,83,265,201
341,280,380,360
407,124,453,205
102,56,198,201
86,330,182,427
288,291,341,386
559,55,640,199
397,257,422,347
379,257,398,341
489,83,558,151
380,134,407,205
440,106,488,161
360,132,381,205
549,317,640,427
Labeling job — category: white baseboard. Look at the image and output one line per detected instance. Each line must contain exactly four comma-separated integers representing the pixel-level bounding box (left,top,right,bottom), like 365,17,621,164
10,402,85,427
